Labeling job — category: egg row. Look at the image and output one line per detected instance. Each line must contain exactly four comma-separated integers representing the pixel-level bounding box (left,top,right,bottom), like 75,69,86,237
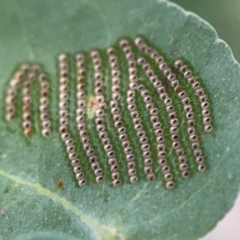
120,39,156,182
107,47,139,184
75,53,104,184
135,38,207,173
90,50,122,187
5,64,51,137
137,57,191,178
137,84,175,189
58,54,87,187
174,59,213,133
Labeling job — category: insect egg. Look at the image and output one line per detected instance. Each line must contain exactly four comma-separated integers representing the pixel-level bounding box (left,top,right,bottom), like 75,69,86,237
4,36,215,190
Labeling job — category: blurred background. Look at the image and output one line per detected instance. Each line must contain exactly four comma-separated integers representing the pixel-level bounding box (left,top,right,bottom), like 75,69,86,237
172,0,240,62
171,0,240,239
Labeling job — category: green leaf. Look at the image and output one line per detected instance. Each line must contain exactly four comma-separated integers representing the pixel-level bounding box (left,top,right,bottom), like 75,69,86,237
0,0,240,240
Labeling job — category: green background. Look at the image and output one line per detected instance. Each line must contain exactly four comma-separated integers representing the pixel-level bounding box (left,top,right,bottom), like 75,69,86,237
0,0,240,240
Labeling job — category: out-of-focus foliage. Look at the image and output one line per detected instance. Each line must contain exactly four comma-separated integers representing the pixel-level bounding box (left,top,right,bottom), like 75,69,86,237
172,0,240,61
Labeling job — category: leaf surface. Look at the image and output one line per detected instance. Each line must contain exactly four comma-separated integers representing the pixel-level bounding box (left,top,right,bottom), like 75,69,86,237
0,0,240,240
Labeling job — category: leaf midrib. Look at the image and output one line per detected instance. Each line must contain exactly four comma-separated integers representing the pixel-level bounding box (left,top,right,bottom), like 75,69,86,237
0,169,122,240
0,144,224,233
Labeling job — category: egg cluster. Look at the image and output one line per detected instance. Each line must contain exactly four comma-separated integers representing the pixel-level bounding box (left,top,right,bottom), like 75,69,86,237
5,37,213,189
135,38,207,173
5,64,51,137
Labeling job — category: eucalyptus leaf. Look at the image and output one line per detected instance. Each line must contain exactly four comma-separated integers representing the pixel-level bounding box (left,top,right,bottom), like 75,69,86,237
0,0,240,240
